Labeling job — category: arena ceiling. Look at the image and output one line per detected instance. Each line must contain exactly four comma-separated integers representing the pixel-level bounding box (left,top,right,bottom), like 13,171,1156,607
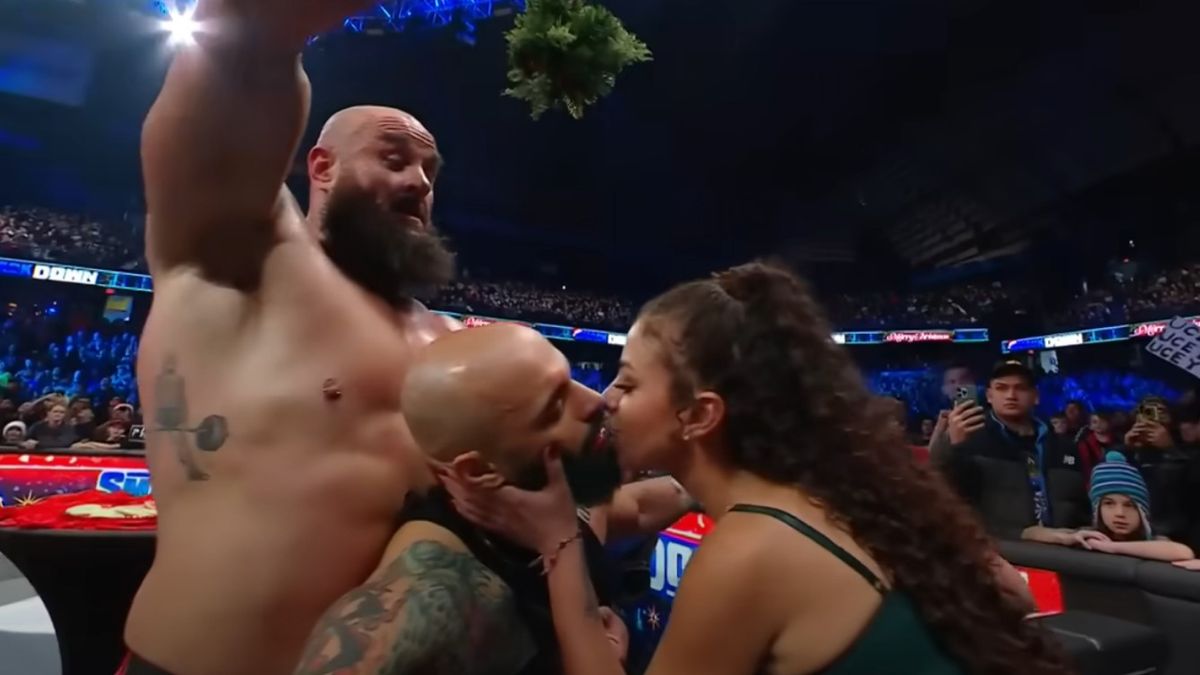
1,0,1198,291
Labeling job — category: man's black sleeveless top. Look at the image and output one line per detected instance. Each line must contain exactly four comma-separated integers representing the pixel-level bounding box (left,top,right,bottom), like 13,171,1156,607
397,489,615,675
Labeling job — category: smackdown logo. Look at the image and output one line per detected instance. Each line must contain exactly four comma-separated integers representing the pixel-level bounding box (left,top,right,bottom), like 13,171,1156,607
649,537,695,599
32,264,99,286
96,470,153,497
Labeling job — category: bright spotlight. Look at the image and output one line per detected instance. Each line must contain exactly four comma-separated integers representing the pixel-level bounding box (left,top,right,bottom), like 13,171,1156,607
162,5,199,47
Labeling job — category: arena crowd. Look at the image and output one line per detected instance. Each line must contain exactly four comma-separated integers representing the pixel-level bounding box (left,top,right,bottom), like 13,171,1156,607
2,201,1200,567
0,298,141,451
915,360,1200,570
4,204,1200,334
1051,262,1200,329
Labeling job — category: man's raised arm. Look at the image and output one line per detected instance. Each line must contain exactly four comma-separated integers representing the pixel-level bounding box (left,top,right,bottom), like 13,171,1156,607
141,0,365,280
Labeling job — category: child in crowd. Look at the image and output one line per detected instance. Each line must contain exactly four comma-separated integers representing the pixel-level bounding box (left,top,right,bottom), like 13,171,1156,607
1077,411,1119,488
2,420,25,446
1025,452,1196,566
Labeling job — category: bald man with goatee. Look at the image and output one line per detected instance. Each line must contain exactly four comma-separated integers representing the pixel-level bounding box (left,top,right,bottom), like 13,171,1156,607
126,1,462,674
295,325,695,675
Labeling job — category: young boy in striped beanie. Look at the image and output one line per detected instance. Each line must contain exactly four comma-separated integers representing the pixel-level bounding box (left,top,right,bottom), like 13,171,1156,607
1077,451,1195,563
1090,451,1153,541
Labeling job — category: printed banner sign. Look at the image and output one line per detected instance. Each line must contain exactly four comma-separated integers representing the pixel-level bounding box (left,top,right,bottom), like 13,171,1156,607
1146,316,1200,380
0,453,149,508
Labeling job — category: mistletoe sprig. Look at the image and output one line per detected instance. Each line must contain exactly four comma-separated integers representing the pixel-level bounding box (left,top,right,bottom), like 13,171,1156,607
504,0,652,120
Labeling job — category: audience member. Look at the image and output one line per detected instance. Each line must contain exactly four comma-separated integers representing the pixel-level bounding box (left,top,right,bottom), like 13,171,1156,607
1064,400,1088,439
1116,396,1191,540
927,363,979,457
92,403,135,444
73,406,97,441
1078,411,1120,486
1050,413,1070,439
25,403,79,450
917,417,935,445
936,360,1088,539
1179,406,1200,451
2,420,25,446
1024,452,1196,564
1183,406,1200,554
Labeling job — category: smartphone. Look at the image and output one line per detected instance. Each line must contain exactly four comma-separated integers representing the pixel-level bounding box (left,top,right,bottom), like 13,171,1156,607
1136,401,1165,425
954,385,978,407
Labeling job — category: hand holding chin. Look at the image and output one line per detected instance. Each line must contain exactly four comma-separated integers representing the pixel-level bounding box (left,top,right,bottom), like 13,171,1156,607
440,446,580,555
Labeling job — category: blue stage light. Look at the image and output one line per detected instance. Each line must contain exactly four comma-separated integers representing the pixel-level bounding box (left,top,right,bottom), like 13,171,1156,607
148,1,524,37
337,1,525,36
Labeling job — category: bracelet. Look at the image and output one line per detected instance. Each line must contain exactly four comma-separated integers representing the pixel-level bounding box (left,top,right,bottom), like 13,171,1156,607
531,529,583,576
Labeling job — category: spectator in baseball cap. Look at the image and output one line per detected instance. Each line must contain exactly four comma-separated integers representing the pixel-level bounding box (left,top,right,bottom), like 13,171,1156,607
939,359,1089,540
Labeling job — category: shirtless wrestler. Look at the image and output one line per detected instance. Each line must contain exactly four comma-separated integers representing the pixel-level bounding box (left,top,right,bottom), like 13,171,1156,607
126,2,461,674
294,324,695,675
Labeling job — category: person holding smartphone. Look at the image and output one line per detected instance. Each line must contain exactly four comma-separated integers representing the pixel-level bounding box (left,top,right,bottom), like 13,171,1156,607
936,361,1089,540
929,382,987,468
1113,397,1191,540
1124,397,1175,451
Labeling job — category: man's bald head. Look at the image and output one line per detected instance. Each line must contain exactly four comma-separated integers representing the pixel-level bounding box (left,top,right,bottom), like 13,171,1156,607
316,106,436,155
403,324,623,506
307,105,440,208
307,104,453,310
403,324,567,462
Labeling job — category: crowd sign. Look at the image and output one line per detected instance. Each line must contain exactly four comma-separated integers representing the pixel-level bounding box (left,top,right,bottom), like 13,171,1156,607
1146,316,1200,379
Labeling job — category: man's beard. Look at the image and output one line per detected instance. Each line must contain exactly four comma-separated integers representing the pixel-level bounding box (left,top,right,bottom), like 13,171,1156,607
510,415,624,507
320,183,456,309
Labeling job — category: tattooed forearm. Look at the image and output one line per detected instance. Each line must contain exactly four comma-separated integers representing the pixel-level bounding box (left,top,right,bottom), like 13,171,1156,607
153,355,229,481
295,539,536,675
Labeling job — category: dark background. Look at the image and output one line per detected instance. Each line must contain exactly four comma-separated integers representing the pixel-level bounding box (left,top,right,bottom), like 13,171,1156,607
0,0,1198,305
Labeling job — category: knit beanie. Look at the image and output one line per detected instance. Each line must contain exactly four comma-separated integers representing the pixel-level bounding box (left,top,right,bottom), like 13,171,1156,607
3,420,25,438
1089,451,1152,539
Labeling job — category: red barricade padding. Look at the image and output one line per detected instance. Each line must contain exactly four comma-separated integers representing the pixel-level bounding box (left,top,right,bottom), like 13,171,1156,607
0,489,156,531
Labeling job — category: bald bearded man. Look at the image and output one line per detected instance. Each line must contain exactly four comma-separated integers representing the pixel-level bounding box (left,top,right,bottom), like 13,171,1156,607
126,2,460,674
294,325,694,675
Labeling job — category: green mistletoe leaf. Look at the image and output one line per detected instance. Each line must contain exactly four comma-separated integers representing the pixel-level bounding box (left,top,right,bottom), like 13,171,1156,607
504,0,652,120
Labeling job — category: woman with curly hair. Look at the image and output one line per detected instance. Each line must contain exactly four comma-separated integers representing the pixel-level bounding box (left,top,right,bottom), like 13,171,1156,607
445,262,1068,675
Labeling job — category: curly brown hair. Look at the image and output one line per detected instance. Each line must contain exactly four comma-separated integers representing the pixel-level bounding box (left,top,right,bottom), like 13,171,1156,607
638,262,1071,675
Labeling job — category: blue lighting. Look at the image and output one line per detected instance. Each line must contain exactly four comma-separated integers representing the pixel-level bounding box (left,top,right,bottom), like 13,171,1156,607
0,128,40,152
340,0,524,37
148,1,525,36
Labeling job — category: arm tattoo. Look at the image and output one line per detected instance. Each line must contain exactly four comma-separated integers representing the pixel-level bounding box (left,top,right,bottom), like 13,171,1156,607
295,540,537,675
153,355,229,481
